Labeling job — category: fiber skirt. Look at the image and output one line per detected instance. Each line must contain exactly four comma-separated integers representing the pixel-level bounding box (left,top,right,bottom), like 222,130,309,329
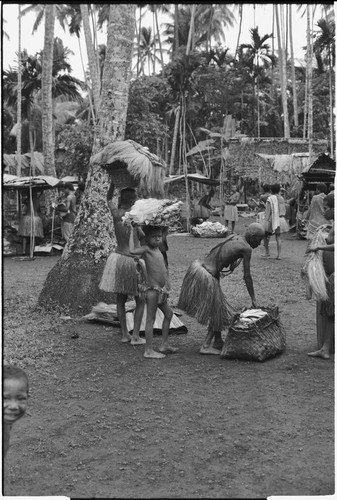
18,215,44,238
224,205,238,222
99,252,139,295
177,260,234,331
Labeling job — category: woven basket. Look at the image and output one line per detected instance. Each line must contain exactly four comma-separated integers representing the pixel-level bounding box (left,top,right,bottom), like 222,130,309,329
106,165,139,189
220,306,286,362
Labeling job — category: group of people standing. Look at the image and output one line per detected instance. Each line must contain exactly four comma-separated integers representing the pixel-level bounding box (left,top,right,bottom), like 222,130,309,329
192,185,241,233
99,183,267,358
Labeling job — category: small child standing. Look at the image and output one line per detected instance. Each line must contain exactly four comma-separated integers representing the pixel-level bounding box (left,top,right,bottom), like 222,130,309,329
3,365,29,457
129,224,178,359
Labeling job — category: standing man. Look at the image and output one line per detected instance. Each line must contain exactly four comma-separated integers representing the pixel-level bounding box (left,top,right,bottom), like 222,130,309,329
60,183,77,242
99,186,145,345
178,222,265,354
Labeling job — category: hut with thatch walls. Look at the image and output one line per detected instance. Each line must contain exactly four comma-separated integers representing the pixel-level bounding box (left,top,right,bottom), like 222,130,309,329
300,153,335,190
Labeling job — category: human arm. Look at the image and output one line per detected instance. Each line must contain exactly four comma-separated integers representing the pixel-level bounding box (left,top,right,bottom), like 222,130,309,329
129,224,147,256
242,249,257,307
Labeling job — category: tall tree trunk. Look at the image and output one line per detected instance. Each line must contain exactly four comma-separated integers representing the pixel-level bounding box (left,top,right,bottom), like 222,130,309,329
289,4,299,129
137,6,142,77
307,5,313,163
169,105,181,174
275,4,290,138
186,4,196,54
328,47,334,156
174,4,179,59
154,6,165,77
80,4,101,119
78,36,96,126
42,4,56,178
39,4,137,314
17,4,22,176
234,4,243,60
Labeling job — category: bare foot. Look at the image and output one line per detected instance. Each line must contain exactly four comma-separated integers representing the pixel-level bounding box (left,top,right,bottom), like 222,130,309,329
276,257,281,260
131,338,146,345
200,346,221,355
144,350,166,359
159,345,179,354
308,349,330,360
121,334,132,343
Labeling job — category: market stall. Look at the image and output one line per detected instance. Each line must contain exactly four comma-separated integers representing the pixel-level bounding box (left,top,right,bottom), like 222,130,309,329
3,175,62,258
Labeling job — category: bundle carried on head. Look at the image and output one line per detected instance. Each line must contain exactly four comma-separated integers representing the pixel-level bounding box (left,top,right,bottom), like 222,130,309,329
122,198,183,227
301,225,330,301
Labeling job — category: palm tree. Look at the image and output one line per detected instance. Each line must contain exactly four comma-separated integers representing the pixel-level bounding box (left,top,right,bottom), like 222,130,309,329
80,4,101,119
306,5,314,161
3,46,84,170
42,4,56,178
39,4,137,314
289,4,299,130
275,4,290,138
17,6,22,176
314,15,335,155
135,26,162,76
240,27,274,138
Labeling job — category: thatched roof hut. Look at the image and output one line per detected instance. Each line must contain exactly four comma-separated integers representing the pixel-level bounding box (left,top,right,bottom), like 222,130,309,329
300,153,335,188
91,140,166,197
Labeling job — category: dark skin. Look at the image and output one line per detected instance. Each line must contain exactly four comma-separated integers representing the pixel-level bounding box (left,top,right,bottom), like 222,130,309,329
200,228,264,354
107,193,145,345
306,199,334,360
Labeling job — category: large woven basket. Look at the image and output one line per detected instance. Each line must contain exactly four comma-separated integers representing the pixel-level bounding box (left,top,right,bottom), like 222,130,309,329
220,306,286,362
106,165,139,189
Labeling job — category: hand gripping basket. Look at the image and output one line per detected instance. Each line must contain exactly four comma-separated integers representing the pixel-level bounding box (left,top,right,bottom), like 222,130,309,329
220,305,286,362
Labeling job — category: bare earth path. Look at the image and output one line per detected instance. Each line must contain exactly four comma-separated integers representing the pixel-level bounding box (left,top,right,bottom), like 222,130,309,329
3,218,334,498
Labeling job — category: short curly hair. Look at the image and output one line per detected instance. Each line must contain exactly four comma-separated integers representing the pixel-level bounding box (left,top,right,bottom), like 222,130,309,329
4,365,29,391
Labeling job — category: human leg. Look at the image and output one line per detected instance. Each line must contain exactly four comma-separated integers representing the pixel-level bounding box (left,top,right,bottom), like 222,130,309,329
130,295,146,345
212,331,224,350
158,301,178,354
275,234,281,259
200,323,221,355
231,221,235,233
263,234,270,256
308,304,333,360
22,237,27,254
117,294,132,342
144,290,165,358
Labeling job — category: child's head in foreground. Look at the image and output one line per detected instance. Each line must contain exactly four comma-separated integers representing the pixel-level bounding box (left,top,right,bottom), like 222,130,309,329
3,365,29,425
142,225,163,248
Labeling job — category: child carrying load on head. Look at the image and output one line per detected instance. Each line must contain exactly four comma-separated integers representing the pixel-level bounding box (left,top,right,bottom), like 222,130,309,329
129,223,179,359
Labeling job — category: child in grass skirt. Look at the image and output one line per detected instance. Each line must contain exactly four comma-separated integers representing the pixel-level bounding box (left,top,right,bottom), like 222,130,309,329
178,223,265,355
99,186,146,345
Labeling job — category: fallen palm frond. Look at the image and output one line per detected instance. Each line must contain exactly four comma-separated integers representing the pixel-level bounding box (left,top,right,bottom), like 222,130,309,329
91,140,166,196
301,225,330,301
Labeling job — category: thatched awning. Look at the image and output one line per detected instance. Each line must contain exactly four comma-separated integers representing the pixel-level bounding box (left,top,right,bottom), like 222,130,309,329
3,175,61,191
91,140,166,196
3,152,44,175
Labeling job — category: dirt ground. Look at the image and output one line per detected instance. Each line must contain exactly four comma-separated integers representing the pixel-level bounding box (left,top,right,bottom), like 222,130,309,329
3,216,334,498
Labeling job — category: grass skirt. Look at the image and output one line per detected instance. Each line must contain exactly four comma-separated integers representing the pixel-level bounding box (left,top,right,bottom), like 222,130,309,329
18,215,44,238
177,260,234,331
99,252,139,295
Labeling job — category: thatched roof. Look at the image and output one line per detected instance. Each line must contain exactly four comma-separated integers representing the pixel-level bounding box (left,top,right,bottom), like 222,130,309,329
3,152,44,175
91,140,166,196
3,175,61,191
